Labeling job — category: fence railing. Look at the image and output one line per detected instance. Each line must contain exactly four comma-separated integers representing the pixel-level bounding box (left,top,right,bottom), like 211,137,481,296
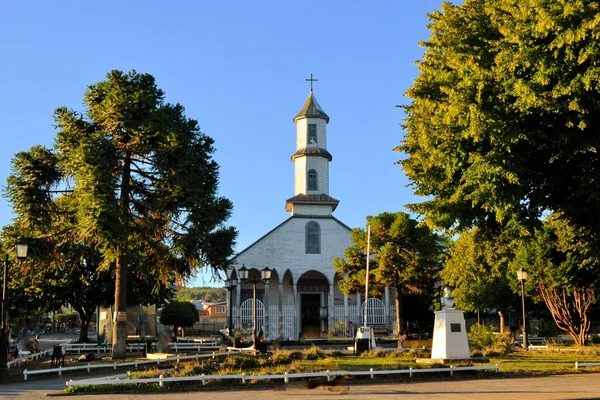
7,349,52,369
24,351,232,381
575,362,600,370
65,364,499,388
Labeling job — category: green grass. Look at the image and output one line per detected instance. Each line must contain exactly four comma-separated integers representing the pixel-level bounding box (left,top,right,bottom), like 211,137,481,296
63,346,600,394
488,350,600,375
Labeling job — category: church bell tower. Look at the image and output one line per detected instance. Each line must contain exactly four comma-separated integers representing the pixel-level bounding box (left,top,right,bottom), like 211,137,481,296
285,74,339,216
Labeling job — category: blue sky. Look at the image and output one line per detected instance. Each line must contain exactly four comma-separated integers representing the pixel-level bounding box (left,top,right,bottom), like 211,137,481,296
0,1,448,287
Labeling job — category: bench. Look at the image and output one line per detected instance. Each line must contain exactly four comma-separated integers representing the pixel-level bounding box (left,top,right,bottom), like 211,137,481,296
372,327,389,336
528,345,549,351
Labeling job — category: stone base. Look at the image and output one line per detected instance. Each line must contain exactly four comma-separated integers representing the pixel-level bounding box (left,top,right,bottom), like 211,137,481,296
416,357,489,365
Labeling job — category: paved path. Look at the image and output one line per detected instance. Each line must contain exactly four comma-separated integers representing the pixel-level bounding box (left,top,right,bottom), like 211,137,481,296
2,373,600,399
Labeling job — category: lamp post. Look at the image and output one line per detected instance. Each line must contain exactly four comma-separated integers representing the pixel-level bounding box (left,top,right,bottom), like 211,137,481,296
224,276,238,334
238,264,271,348
517,268,528,348
1,241,29,383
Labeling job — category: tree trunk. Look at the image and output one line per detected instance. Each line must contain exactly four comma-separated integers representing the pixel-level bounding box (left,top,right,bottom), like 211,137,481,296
79,318,90,342
538,285,593,346
174,325,179,342
73,305,92,342
112,154,132,359
395,291,402,336
498,311,504,334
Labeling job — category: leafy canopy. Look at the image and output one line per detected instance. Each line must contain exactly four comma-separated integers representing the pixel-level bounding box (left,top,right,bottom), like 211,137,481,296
398,0,600,235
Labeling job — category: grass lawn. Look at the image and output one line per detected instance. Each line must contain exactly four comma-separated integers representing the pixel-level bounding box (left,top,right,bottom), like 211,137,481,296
11,344,600,394
489,350,600,374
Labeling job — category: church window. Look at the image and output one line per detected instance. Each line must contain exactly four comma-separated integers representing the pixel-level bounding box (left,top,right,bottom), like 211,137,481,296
307,169,318,191
308,124,317,145
306,221,321,254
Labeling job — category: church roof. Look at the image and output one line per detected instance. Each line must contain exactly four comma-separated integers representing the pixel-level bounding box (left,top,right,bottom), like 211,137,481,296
293,91,330,123
285,193,340,212
291,147,332,161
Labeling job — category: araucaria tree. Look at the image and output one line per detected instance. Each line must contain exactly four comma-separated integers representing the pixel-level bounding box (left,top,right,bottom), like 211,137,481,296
333,212,444,335
5,70,237,358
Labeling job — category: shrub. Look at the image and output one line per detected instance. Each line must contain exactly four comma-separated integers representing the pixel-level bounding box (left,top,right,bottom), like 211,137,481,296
270,349,295,366
172,361,219,377
222,355,260,370
468,324,498,350
303,345,326,360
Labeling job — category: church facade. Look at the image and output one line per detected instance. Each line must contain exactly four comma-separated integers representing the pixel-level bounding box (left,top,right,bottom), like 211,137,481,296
227,88,396,339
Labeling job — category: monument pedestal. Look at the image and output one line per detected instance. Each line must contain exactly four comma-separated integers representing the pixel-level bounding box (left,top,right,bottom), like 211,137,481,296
431,308,470,360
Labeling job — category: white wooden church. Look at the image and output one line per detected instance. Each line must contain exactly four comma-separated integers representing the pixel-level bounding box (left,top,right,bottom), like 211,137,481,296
226,84,397,339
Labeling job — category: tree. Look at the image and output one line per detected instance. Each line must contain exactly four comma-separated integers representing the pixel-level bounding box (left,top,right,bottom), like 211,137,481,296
5,70,237,358
441,228,519,327
159,301,199,341
398,0,600,236
333,212,445,335
515,214,600,345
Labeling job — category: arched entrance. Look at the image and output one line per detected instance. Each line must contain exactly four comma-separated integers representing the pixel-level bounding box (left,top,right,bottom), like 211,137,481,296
297,271,329,338
239,299,265,333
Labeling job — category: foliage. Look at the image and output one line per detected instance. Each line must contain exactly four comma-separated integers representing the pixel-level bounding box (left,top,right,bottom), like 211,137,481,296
398,0,600,238
514,215,600,345
4,70,237,357
222,354,261,370
441,228,519,314
333,212,445,334
159,301,199,340
54,313,80,325
468,323,513,356
468,323,498,350
176,287,226,302
303,345,326,360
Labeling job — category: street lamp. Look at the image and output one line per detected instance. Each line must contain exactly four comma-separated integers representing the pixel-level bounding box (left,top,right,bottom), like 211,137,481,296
1,241,29,383
238,264,271,349
224,275,238,334
517,268,528,348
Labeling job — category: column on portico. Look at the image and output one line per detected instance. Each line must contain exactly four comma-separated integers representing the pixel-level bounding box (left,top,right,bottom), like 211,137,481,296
293,282,299,339
235,281,241,330
263,281,270,339
278,283,284,339
329,284,335,335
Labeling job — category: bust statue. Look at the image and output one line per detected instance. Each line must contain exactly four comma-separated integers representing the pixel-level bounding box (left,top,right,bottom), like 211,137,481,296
441,286,456,309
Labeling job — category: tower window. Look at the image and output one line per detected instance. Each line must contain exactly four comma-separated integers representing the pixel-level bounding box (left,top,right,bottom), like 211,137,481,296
308,124,317,145
307,169,318,191
306,221,321,254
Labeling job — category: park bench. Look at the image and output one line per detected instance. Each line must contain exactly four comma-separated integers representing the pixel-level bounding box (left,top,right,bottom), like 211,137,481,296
528,344,549,351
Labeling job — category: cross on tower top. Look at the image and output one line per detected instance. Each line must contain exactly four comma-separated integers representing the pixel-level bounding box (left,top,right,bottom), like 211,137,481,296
305,73,318,92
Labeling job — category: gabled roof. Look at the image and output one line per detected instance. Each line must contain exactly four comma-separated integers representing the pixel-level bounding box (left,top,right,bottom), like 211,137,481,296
293,91,330,123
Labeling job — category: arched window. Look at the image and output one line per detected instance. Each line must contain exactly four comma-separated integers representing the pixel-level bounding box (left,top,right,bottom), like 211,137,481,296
307,169,318,191
308,124,317,145
305,221,321,254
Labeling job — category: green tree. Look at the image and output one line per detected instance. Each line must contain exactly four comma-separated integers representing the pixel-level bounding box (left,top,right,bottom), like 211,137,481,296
514,214,600,345
441,228,519,327
159,301,199,341
398,0,600,236
333,212,445,335
5,70,237,358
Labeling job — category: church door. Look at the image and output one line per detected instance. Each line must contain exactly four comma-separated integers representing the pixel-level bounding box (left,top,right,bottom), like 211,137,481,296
301,294,321,338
